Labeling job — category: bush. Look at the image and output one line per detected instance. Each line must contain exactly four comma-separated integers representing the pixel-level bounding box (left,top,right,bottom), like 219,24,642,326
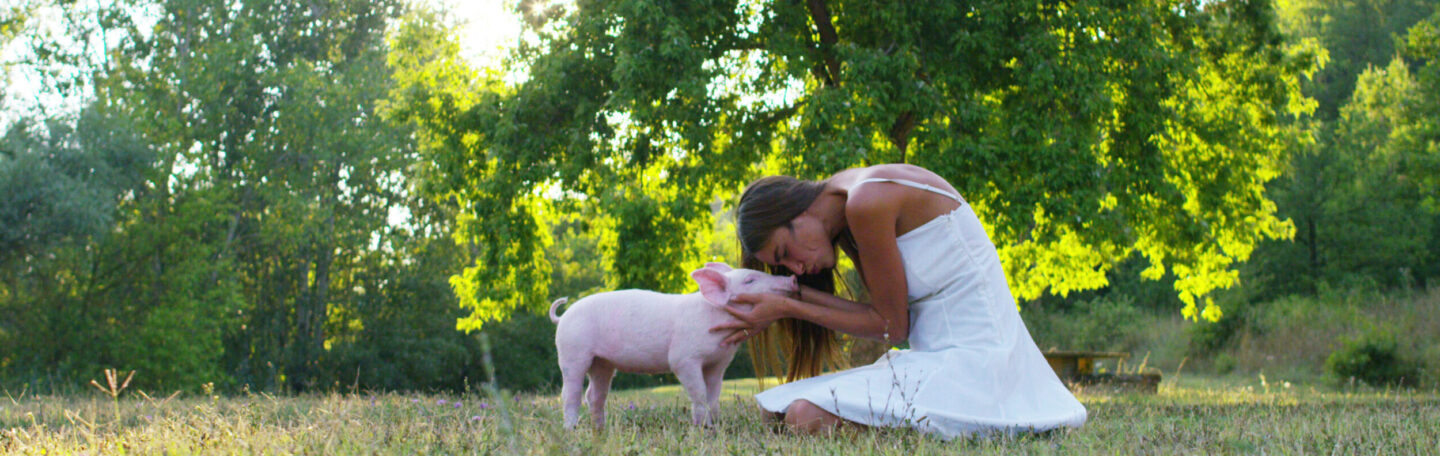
1188,312,1243,355
480,312,561,393
1325,327,1422,387
1028,294,1145,352
1185,288,1257,356
1072,296,1145,351
1213,353,1238,374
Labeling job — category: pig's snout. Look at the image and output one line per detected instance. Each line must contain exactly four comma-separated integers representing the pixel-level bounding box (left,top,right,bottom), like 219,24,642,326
773,275,799,296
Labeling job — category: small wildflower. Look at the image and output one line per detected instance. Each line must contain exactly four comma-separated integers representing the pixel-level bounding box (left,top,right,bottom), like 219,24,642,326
479,402,490,410
411,399,420,403
627,401,636,410
437,399,448,406
454,401,462,409
471,415,483,422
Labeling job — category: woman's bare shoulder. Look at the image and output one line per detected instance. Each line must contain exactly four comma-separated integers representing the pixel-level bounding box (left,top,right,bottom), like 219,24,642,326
834,164,955,195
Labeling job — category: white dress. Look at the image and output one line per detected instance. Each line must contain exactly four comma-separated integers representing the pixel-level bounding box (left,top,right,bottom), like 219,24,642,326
754,178,1087,439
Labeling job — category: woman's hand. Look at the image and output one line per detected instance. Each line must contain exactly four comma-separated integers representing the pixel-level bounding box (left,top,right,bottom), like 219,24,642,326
709,292,793,346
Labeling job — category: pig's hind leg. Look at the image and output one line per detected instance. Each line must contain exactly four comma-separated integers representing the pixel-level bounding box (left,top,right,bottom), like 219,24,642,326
585,359,616,429
559,352,592,429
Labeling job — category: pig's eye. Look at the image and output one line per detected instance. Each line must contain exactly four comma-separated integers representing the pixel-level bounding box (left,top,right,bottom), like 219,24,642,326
743,278,755,284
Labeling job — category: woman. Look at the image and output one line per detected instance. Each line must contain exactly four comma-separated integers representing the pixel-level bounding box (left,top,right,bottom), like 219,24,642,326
712,163,1086,438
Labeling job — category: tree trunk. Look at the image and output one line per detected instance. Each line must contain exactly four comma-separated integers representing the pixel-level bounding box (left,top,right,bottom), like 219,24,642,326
889,111,915,162
291,256,312,391
805,0,840,87
309,213,335,380
1306,215,1318,294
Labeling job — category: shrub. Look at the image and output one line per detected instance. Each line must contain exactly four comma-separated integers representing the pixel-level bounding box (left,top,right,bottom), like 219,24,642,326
1325,327,1422,387
1186,296,1251,355
479,312,562,392
1213,353,1238,374
1028,294,1145,353
1071,295,1145,351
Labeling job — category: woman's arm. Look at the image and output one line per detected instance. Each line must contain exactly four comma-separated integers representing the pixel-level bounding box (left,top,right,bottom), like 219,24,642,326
837,185,912,343
714,291,895,345
795,284,870,313
714,185,914,345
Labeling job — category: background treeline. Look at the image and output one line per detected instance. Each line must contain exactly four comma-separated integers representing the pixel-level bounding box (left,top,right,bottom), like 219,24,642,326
1030,0,1440,387
2,0,1439,395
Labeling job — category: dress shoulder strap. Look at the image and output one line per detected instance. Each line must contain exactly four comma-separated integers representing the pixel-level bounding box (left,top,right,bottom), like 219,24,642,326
855,178,965,204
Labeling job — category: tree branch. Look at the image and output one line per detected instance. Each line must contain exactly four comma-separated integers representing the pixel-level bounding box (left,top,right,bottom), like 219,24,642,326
889,110,915,162
754,101,805,126
805,0,841,87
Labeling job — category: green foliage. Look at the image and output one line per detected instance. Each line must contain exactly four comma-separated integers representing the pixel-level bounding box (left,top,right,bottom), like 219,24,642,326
0,5,26,41
474,312,559,392
1213,353,1239,374
9,0,1437,397
1274,0,1435,120
0,111,150,264
1328,58,1434,282
96,0,417,392
1325,326,1423,387
1254,1,1440,296
1172,285,1440,386
1403,8,1440,212
1028,295,1145,353
546,215,608,300
383,10,552,331
321,232,488,393
0,0,482,394
0,107,183,391
391,0,1318,326
1188,309,1248,355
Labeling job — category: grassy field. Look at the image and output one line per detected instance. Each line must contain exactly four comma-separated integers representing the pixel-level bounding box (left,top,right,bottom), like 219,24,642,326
3,375,1437,454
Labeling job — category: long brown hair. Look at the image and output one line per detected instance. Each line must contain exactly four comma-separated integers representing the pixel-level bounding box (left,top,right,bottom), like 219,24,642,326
736,176,850,383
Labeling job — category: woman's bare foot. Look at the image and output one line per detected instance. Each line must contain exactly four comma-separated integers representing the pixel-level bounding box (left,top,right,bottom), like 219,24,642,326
782,400,846,435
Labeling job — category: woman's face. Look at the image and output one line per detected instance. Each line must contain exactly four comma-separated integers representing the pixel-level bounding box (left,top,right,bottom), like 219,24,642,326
756,214,835,276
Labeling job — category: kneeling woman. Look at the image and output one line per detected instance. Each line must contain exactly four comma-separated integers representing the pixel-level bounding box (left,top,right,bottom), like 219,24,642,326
712,163,1086,439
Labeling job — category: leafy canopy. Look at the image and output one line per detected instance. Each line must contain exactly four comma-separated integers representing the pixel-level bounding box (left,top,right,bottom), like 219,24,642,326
390,0,1317,327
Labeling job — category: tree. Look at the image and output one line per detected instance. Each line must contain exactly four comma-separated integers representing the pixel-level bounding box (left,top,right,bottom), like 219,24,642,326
93,0,414,391
1400,8,1440,282
0,108,157,388
1404,8,1440,208
3,0,516,394
1328,58,1432,285
1253,1,1440,296
1274,0,1435,121
390,0,1316,326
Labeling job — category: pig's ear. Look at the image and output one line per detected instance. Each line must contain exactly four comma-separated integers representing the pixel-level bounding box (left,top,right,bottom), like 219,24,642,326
690,268,730,305
704,262,733,272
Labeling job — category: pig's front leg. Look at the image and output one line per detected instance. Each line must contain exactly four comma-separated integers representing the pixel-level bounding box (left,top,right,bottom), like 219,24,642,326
672,358,713,426
702,360,728,424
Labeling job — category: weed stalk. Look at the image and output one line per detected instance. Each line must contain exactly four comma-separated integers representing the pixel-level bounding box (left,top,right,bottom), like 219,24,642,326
89,369,134,427
478,333,518,451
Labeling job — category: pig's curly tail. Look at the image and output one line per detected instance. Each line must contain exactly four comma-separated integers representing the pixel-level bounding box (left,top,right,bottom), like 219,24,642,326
548,297,568,324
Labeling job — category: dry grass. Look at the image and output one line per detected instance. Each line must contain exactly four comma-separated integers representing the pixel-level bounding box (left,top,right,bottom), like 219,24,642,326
1228,286,1440,384
3,375,1437,454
